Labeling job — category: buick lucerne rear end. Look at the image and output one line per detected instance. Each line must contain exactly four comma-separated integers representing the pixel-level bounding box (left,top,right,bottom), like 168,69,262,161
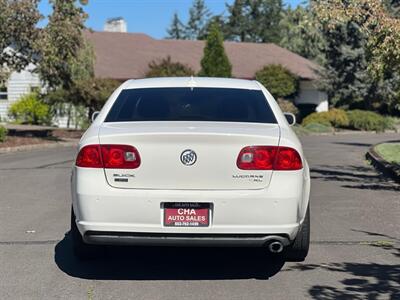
71,77,311,261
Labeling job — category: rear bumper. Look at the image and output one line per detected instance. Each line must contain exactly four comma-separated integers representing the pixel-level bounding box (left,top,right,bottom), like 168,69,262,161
72,166,310,244
83,231,291,247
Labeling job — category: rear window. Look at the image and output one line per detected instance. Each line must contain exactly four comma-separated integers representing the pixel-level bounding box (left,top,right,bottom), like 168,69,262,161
105,87,277,124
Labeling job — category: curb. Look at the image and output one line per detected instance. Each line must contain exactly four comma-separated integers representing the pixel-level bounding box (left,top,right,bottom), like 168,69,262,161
295,129,398,137
366,144,400,184
0,140,78,154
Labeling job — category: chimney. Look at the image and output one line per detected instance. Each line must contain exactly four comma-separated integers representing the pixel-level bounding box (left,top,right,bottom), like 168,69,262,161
104,17,127,33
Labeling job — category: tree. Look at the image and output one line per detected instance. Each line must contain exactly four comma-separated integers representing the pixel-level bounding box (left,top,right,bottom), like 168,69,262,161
199,23,232,77
255,64,298,98
203,15,227,37
0,0,41,83
315,0,400,79
70,38,95,83
185,0,211,40
385,0,400,17
279,5,324,62
225,0,284,43
45,77,120,119
166,13,186,39
146,56,194,77
35,0,88,90
315,0,400,113
70,78,120,114
318,21,371,109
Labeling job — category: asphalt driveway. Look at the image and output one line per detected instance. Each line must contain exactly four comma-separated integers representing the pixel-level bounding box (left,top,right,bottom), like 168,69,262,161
0,133,399,299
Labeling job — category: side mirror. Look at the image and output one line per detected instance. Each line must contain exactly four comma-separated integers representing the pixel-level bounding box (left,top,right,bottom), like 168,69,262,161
284,112,296,126
91,111,100,122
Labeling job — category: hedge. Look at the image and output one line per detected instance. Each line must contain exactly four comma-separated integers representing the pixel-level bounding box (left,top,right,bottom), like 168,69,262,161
301,109,349,128
346,110,390,132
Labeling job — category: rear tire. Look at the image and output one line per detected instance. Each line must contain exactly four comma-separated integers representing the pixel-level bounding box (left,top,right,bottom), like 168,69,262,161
70,207,101,260
284,205,310,262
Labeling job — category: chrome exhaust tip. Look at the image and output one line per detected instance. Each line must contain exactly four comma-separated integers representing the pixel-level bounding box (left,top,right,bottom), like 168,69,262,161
268,241,284,253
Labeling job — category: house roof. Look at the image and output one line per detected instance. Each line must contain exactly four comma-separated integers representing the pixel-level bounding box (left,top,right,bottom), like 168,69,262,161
85,31,319,81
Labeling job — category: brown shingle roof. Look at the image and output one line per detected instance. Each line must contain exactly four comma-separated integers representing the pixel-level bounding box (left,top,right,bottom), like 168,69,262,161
85,31,319,81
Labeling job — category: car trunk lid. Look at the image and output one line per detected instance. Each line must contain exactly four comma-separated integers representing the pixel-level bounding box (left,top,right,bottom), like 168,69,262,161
98,122,280,190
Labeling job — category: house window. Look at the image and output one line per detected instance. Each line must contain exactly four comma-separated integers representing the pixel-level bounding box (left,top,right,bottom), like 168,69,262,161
0,86,7,100
30,86,40,94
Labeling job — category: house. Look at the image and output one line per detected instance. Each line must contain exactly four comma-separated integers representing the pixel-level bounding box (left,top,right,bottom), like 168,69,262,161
85,30,328,113
0,20,327,127
0,64,41,123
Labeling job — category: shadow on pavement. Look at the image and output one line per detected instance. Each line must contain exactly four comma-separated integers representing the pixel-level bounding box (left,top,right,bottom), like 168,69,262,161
285,230,400,300
54,232,285,280
332,142,372,148
311,165,400,191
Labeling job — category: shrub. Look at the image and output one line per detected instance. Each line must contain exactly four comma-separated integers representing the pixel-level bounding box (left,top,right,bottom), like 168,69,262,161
301,112,331,127
44,78,120,122
326,108,349,127
146,56,194,78
346,110,389,132
301,108,349,128
292,124,310,136
277,99,299,116
255,64,298,98
383,117,397,131
8,93,51,125
0,125,7,142
303,122,334,133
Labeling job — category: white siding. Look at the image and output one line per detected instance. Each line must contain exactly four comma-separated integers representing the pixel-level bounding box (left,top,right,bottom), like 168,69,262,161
0,64,41,121
0,66,77,128
295,80,328,111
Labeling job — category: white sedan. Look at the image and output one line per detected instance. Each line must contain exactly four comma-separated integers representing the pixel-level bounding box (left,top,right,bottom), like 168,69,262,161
71,77,311,261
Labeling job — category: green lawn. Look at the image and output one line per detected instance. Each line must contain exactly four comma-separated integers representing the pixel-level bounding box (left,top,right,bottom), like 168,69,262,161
375,143,400,164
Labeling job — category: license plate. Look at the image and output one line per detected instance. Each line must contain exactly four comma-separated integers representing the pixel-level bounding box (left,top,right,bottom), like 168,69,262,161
164,203,210,227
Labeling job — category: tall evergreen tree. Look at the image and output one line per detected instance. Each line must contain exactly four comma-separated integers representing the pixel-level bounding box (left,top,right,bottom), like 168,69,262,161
185,0,211,40
279,5,324,62
199,22,232,77
166,13,185,39
315,0,400,114
319,21,371,109
385,0,400,17
225,0,283,43
199,15,227,40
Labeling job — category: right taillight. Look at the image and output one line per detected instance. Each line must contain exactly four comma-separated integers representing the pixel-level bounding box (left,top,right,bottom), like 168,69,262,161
76,144,141,169
237,146,302,170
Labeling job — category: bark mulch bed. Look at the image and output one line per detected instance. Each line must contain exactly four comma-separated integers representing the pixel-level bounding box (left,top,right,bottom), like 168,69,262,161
0,136,59,149
0,128,83,149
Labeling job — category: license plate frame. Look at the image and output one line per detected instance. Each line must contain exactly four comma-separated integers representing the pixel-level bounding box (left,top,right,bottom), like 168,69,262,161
163,202,210,227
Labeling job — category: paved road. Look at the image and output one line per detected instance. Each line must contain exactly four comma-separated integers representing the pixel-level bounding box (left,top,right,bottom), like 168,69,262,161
0,133,399,300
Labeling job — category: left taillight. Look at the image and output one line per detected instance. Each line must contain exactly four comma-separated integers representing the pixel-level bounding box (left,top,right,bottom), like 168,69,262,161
76,144,141,169
76,145,102,168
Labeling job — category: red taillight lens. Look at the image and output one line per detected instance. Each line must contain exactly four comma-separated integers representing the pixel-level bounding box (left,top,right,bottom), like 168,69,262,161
76,144,141,169
76,145,102,168
237,146,302,170
101,144,140,169
274,147,303,170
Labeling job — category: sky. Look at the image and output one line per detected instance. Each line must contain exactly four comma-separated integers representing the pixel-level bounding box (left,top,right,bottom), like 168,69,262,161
38,0,304,39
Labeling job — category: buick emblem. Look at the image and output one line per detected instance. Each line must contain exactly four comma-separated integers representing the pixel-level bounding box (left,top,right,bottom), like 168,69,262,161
180,149,197,166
